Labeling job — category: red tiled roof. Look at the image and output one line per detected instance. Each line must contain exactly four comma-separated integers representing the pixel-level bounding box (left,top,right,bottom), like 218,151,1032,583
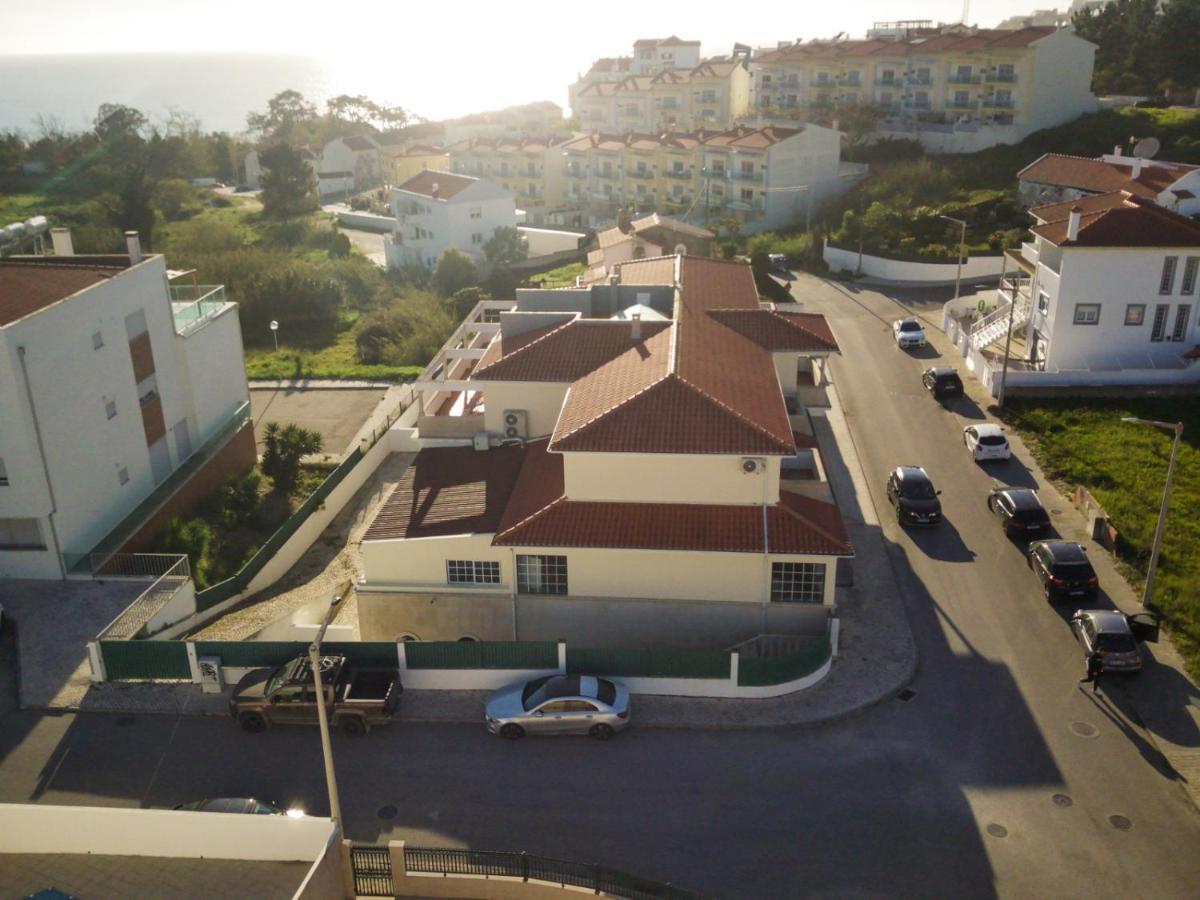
754,26,1055,63
0,258,133,328
493,440,851,555
612,256,678,285
707,308,839,352
1031,191,1200,248
1018,153,1194,199
473,319,672,382
630,213,715,240
396,169,476,200
343,135,377,152
362,443,527,540
475,322,565,370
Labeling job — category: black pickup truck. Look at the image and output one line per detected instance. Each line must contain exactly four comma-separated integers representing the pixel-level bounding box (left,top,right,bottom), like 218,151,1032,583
230,654,401,736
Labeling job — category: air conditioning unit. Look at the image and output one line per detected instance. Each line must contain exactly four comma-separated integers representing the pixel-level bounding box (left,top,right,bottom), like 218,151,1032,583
502,410,528,440
741,457,765,475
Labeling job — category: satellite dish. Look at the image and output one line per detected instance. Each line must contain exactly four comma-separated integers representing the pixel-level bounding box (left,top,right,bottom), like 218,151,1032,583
1132,137,1161,159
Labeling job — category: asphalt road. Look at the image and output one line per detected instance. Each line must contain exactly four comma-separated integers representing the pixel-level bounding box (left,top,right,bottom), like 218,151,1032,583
1,275,1199,898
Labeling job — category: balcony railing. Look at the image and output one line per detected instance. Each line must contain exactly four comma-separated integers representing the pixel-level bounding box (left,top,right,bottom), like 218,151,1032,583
947,74,982,84
663,169,692,179
701,167,728,179
169,284,229,336
730,170,763,183
627,169,654,179
948,100,980,110
986,73,1017,83
983,98,1015,109
875,78,898,86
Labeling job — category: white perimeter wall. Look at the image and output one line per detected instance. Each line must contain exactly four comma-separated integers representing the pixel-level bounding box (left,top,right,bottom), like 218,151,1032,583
824,242,1006,284
0,803,336,862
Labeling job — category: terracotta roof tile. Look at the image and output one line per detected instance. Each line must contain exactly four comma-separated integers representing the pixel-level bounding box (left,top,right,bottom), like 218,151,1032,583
342,135,377,152
1018,153,1194,199
629,214,715,240
1031,191,1200,248
396,169,476,200
707,307,839,352
474,319,671,382
612,256,678,285
0,258,133,328
362,443,527,540
475,322,564,370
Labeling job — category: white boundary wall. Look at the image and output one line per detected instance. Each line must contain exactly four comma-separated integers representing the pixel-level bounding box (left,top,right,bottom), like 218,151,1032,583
0,803,336,862
824,241,1006,284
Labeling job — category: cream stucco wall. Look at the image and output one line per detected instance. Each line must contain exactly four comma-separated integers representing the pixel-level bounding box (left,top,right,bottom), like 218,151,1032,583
563,452,782,504
480,381,570,438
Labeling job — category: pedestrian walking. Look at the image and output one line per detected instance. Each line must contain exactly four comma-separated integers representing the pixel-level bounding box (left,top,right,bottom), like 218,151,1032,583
1080,651,1103,693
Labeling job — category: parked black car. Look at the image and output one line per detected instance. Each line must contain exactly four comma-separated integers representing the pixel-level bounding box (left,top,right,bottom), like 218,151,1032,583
886,466,943,526
987,487,1051,537
1028,540,1098,601
922,367,964,401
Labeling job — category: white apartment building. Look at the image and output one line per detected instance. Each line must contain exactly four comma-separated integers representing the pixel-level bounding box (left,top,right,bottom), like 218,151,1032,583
560,123,851,231
384,170,517,269
441,102,565,145
446,136,570,224
0,234,251,579
320,134,382,189
1018,150,1200,216
574,59,752,133
750,24,1097,152
356,255,850,647
955,191,1200,391
633,36,702,75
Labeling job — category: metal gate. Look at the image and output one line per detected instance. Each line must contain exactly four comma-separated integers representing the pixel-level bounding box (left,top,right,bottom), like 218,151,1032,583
350,844,394,897
99,640,191,680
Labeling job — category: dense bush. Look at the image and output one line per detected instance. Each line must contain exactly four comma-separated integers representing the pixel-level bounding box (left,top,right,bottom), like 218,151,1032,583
354,292,456,366
261,423,323,492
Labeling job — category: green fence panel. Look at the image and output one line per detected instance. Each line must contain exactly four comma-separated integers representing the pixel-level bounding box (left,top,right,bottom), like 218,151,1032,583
736,636,831,687
404,641,558,670
100,640,191,680
194,641,309,668
566,647,730,679
194,449,365,612
323,642,400,668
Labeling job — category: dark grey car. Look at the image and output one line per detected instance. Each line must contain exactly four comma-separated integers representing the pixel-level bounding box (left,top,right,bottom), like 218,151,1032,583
486,674,631,740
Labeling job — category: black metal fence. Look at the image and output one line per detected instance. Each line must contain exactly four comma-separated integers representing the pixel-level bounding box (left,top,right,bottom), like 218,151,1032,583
350,845,394,897
404,847,710,900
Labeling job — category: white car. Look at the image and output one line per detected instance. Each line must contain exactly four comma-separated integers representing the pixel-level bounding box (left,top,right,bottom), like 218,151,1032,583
893,318,927,349
963,423,1012,461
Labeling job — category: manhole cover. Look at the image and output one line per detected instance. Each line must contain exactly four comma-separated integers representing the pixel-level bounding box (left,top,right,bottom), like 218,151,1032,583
377,805,397,821
1109,815,1132,831
897,688,917,702
115,716,136,727
986,824,1008,838
1052,793,1073,808
1070,721,1099,738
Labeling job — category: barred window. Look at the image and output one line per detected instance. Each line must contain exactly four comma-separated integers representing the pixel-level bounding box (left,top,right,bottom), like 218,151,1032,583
1159,256,1178,295
1182,256,1199,295
771,562,826,604
516,554,568,595
446,560,501,585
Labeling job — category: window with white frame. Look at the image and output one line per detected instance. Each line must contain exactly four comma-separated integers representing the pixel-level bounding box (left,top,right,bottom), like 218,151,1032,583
1151,304,1170,341
0,518,44,550
469,207,482,219
1182,256,1199,295
516,554,568,594
771,562,826,603
1160,256,1178,294
1074,303,1100,325
446,560,501,585
1172,305,1191,342
1037,291,1050,316
471,232,483,245
1125,304,1146,326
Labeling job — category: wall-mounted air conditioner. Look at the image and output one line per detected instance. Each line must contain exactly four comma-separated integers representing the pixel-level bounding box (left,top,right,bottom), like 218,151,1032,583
741,457,766,475
503,410,528,440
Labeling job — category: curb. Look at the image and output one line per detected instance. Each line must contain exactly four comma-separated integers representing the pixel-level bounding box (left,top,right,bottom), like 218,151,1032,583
248,381,401,390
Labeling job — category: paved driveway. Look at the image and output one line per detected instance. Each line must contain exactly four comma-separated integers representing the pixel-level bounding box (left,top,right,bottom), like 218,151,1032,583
250,386,388,458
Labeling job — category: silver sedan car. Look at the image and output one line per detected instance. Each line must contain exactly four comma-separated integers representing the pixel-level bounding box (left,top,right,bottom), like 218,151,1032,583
486,674,630,740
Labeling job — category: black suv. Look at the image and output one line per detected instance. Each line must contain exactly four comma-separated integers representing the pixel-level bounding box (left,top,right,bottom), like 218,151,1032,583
1029,540,1099,601
886,466,943,526
987,487,1051,537
922,367,964,401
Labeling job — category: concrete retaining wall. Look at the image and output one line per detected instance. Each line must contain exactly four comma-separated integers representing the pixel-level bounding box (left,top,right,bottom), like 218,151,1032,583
336,210,394,232
824,242,1006,284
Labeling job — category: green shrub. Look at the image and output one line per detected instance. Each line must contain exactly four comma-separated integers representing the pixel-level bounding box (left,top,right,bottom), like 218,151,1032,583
153,516,215,588
217,470,262,528
261,423,323,492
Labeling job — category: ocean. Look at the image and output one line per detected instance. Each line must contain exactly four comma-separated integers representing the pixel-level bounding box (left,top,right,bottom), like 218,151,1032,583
0,52,559,136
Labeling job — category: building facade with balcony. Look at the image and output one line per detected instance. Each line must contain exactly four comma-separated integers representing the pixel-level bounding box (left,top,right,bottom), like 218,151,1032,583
356,256,851,647
0,236,252,578
749,25,1096,152
952,192,1200,392
569,37,701,113
385,170,518,269
574,58,751,133
1017,150,1200,216
559,123,848,231
446,136,571,225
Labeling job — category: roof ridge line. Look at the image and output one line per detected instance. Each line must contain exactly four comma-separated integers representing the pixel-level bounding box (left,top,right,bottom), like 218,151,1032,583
473,317,576,375
777,494,852,553
672,374,794,452
550,372,673,446
494,495,566,544
767,308,839,347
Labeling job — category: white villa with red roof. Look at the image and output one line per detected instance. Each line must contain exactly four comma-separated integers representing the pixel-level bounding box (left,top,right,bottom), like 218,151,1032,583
1018,149,1200,217
356,255,850,647
954,191,1200,391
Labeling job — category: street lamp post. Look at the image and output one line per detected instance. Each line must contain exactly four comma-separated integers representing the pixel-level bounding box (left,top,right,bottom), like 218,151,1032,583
269,319,279,352
1121,417,1184,609
940,215,968,303
309,590,347,827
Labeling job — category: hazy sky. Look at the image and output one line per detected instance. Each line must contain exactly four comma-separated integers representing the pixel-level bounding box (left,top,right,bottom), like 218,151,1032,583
1,1,1031,56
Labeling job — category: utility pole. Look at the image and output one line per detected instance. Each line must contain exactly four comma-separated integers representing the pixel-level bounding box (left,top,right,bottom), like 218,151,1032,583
1120,418,1184,610
940,214,967,303
997,255,1018,409
309,588,349,828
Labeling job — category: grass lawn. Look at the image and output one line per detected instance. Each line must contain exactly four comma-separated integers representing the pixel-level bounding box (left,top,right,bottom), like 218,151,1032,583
1003,397,1200,678
529,261,587,288
243,325,423,381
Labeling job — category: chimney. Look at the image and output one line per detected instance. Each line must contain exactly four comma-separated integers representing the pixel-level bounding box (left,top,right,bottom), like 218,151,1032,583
124,230,142,263
1066,206,1082,242
631,312,642,340
50,227,74,256
1131,157,1143,179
